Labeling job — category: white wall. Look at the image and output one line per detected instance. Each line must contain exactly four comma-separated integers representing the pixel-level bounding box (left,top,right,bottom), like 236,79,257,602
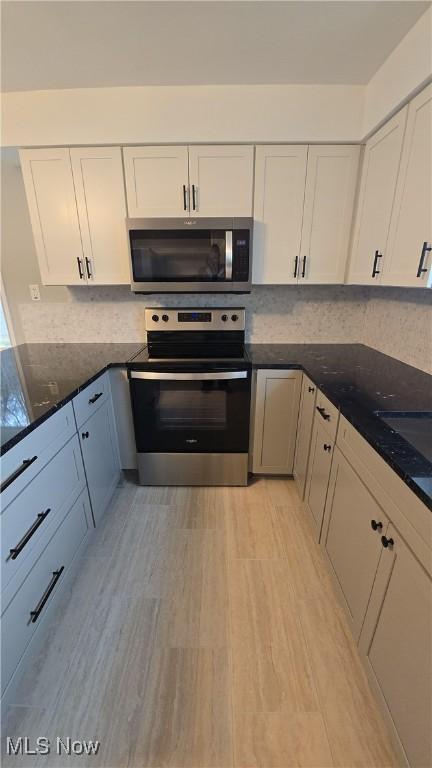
362,7,432,137
1,84,365,147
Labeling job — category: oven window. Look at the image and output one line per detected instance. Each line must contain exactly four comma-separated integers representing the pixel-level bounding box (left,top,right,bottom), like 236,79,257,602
157,387,227,430
130,230,227,281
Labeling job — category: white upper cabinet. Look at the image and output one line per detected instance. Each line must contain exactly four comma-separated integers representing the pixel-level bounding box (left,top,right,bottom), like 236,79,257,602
19,148,84,286
20,147,129,286
188,145,254,217
347,107,408,285
70,147,129,284
123,145,189,218
300,145,360,284
253,145,308,284
382,85,432,287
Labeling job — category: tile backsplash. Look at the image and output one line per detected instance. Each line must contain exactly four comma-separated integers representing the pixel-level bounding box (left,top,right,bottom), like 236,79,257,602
16,284,431,374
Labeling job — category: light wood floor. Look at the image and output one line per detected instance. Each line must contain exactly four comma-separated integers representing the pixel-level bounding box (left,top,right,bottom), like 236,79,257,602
2,475,399,767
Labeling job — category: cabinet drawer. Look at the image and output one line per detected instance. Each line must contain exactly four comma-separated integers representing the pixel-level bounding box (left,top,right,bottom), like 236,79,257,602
1,488,90,696
314,389,339,440
72,371,109,429
1,435,86,595
1,404,75,511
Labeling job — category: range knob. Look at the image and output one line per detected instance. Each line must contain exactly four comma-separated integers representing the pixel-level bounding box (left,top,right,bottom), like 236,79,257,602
151,314,159,322
231,314,239,322
162,314,169,322
221,314,228,322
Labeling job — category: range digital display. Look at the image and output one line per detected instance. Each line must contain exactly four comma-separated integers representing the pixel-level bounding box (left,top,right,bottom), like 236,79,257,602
178,312,212,322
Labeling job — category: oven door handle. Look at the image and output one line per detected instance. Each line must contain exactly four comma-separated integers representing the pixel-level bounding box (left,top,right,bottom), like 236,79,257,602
129,370,248,381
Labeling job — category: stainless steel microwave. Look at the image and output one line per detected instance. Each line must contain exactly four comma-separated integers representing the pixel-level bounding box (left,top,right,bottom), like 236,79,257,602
126,217,253,293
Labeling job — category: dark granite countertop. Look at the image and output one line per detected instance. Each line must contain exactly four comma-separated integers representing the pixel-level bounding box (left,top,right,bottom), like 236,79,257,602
247,343,432,510
1,341,431,510
0,343,144,455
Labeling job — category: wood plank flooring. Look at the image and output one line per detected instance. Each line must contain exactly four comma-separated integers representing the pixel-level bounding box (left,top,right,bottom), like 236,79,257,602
2,475,399,767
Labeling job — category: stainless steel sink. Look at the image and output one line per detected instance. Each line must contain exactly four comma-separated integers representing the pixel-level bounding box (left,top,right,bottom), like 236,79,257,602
374,411,432,463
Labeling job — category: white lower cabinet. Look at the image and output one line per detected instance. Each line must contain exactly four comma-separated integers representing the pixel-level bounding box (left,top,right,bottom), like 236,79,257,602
359,525,432,768
78,397,120,525
252,369,302,474
321,446,389,638
304,417,334,536
1,488,91,697
293,374,317,498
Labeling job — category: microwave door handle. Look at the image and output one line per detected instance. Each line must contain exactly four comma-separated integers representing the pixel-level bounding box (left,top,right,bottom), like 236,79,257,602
129,371,247,381
225,231,233,280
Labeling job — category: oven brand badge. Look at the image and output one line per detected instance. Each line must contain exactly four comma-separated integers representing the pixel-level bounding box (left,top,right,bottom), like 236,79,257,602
186,438,198,444
184,220,196,226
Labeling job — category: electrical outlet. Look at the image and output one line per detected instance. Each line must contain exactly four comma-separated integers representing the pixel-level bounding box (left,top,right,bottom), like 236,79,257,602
29,284,41,301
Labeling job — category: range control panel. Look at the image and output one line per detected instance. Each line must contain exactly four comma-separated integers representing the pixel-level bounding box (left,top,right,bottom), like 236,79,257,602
145,308,246,332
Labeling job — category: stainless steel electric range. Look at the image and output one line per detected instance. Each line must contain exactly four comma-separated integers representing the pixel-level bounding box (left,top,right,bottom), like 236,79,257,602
127,308,251,486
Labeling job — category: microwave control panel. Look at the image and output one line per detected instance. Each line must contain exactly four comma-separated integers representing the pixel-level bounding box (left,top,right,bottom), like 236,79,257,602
232,231,250,281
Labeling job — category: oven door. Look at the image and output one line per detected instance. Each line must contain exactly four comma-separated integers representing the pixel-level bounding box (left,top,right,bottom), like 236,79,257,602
129,369,251,453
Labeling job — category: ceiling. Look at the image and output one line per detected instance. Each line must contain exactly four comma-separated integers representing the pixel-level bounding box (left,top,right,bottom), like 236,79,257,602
1,1,430,92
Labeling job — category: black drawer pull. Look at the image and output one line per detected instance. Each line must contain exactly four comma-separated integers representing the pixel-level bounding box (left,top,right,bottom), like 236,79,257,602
76,257,84,280
372,250,382,278
416,241,431,278
30,566,64,623
88,392,103,404
1,456,38,494
308,386,315,393
9,508,51,560
316,406,330,421
301,255,307,278
82,431,89,440
323,443,332,452
381,535,394,549
371,519,383,532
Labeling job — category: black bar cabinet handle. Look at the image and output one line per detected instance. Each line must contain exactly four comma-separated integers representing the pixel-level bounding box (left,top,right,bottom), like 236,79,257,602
416,242,431,278
372,250,382,278
82,431,89,439
1,456,38,494
294,256,299,278
308,386,315,393
192,184,196,211
88,392,103,404
301,255,307,278
182,184,187,211
30,567,64,623
316,406,330,421
381,535,394,549
85,257,92,279
10,509,51,560
76,257,84,280
323,443,332,452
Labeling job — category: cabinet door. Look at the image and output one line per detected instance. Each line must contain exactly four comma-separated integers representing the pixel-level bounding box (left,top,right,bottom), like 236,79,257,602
19,148,85,286
253,145,308,284
322,447,389,638
79,398,120,525
252,369,301,474
293,375,317,498
347,107,408,285
300,146,360,284
188,145,254,217
383,85,432,287
359,525,432,768
123,146,189,217
70,147,129,284
304,418,333,537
